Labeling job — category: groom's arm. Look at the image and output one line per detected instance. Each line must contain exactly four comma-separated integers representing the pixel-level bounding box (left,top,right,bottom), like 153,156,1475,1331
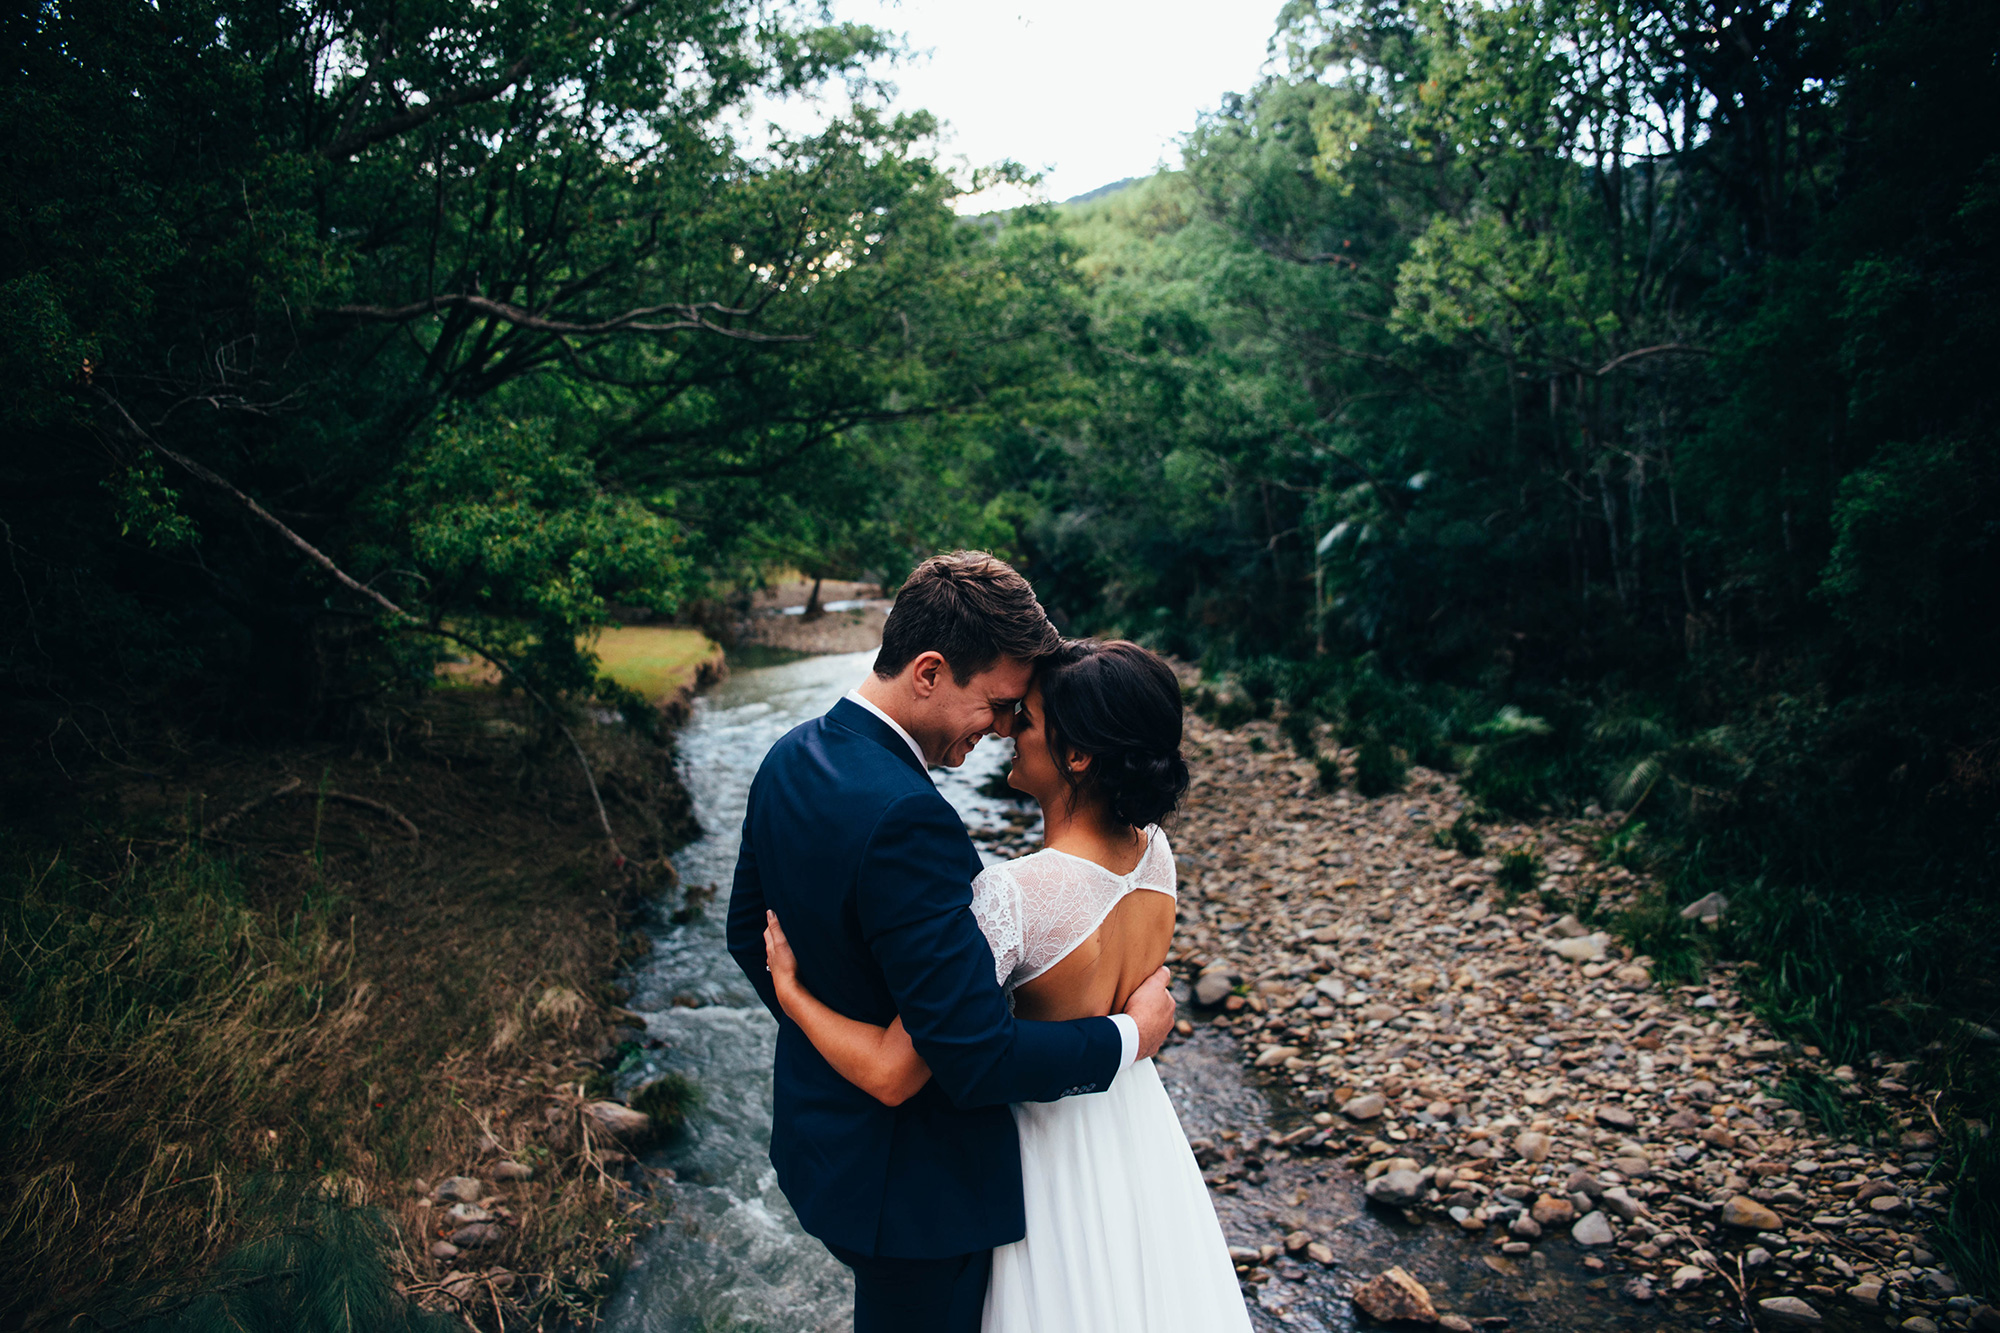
725,799,783,1020
858,794,1124,1109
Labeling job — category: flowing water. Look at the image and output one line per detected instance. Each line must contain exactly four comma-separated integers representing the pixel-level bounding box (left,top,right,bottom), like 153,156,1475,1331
598,650,1711,1333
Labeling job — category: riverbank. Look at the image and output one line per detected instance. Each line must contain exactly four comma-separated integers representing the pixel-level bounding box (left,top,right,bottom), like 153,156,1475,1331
1164,708,1995,1331
0,684,708,1330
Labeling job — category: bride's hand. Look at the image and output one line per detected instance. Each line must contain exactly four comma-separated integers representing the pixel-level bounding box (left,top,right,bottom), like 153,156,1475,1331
764,910,800,993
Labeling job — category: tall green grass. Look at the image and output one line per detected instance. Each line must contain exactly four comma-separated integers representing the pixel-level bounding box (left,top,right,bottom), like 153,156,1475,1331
0,840,429,1329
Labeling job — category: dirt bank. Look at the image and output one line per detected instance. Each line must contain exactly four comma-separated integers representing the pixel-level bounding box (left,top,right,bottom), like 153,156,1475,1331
4,688,708,1330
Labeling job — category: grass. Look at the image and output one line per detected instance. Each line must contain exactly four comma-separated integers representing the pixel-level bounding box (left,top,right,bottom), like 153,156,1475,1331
0,689,698,1330
588,627,720,702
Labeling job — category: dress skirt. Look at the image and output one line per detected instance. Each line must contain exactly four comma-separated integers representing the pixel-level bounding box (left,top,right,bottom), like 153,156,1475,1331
983,1057,1253,1333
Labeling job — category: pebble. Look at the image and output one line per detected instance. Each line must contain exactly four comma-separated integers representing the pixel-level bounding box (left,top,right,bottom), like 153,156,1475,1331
1571,1211,1615,1246
1901,1320,1939,1333
1196,973,1236,1006
1365,1169,1427,1207
1668,1265,1705,1293
1720,1195,1781,1230
489,1161,534,1182
1623,1276,1655,1302
1513,1130,1551,1162
1758,1296,1823,1326
434,1176,484,1203
1531,1195,1575,1226
583,1100,651,1142
448,1222,505,1248
429,1240,460,1260
1341,1092,1386,1120
1350,1267,1438,1324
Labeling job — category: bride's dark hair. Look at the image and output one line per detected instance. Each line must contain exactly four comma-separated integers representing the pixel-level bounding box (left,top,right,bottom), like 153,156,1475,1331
1038,639,1190,829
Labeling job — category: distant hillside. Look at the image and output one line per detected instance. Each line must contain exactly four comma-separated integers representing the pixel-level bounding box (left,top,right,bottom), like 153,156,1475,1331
1061,177,1138,206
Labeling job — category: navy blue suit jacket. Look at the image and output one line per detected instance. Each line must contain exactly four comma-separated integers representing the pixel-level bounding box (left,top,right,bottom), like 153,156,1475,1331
726,697,1122,1259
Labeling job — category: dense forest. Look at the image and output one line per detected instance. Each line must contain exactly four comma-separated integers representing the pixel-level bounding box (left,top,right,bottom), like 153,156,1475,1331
4,0,1997,1323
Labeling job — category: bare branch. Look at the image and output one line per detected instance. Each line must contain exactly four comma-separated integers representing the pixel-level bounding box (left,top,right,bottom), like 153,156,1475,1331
324,57,533,162
1593,343,1710,376
326,293,811,342
92,387,629,866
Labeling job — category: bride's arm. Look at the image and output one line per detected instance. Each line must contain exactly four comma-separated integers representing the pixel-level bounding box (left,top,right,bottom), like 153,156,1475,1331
763,911,931,1107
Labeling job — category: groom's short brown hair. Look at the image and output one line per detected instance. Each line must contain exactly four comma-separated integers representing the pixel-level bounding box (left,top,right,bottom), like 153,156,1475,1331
874,551,1061,683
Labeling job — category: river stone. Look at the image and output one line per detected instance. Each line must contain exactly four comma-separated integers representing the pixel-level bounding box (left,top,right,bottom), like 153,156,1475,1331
1847,1283,1883,1307
1366,1169,1427,1207
1256,1045,1302,1068
429,1240,460,1260
1284,1230,1312,1253
1900,1319,1939,1333
1438,1317,1474,1333
489,1160,533,1182
584,1100,652,1143
1680,890,1729,921
1513,1130,1551,1162
1870,1194,1910,1215
1571,1211,1615,1246
1306,1241,1337,1266
449,1221,505,1248
1852,1179,1900,1205
1531,1194,1575,1225
1196,972,1236,1006
434,1175,484,1203
1228,1246,1261,1266
1623,1276,1655,1302
1757,1296,1823,1326
442,1202,492,1226
1721,1195,1782,1230
1351,1266,1438,1325
1509,1213,1542,1239
1594,1104,1637,1131
1357,1002,1401,1022
1601,1186,1644,1221
1551,933,1609,962
1668,1265,1705,1293
1342,1092,1386,1120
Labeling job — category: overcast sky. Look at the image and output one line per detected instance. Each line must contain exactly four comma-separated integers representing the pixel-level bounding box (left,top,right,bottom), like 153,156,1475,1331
752,0,1289,209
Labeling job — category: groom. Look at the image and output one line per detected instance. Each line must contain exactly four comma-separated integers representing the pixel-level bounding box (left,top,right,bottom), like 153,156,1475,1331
727,551,1175,1333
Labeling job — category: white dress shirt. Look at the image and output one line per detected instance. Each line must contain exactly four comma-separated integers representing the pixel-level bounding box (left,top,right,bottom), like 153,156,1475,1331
843,687,1140,1075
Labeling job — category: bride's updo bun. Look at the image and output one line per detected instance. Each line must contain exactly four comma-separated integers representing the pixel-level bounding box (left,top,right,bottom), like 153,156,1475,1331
1039,639,1190,829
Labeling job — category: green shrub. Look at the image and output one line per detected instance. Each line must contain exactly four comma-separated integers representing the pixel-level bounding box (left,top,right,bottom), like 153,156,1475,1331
1354,737,1405,796
1429,814,1483,856
1494,844,1541,900
1279,709,1319,759
1314,755,1344,792
630,1072,701,1138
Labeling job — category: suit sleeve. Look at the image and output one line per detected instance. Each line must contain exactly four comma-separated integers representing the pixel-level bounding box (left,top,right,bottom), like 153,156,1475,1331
858,793,1121,1108
725,798,782,1020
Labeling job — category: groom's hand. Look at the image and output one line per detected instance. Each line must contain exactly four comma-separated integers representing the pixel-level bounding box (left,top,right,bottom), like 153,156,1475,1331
1122,966,1176,1061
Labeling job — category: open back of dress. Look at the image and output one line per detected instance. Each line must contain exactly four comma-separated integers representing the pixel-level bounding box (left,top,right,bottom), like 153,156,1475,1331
969,826,1177,1021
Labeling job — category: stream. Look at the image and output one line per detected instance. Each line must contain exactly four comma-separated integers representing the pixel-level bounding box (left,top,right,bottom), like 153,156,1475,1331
597,650,1710,1333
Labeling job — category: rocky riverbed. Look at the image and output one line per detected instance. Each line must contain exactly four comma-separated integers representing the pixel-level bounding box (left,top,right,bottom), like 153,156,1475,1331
981,709,1993,1332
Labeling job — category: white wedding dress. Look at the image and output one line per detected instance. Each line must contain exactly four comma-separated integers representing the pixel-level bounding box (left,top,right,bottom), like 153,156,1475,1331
968,827,1252,1333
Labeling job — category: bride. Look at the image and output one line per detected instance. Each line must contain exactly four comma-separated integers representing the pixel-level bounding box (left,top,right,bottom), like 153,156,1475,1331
763,639,1252,1332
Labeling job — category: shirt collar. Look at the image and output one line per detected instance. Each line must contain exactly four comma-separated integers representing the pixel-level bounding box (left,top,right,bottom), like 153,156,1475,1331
844,688,927,770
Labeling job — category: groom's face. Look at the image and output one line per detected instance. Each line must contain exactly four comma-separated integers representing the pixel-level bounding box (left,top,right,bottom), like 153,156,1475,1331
908,651,1035,768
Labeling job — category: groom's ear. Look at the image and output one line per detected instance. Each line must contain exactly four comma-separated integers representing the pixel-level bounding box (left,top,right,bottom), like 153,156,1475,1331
908,651,948,699
1064,748,1092,775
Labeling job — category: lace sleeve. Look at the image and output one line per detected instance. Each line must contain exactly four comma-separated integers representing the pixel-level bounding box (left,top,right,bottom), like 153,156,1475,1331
969,862,1025,990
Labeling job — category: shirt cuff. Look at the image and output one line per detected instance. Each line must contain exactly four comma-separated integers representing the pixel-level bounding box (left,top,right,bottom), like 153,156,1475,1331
1109,1013,1140,1075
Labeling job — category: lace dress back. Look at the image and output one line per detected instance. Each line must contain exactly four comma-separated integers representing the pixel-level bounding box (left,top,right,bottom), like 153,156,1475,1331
969,825,1176,992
